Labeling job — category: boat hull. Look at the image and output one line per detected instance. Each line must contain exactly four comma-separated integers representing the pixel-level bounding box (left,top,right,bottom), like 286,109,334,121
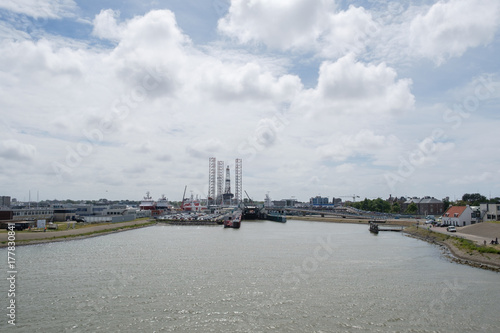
242,206,259,220
266,213,286,223
223,211,242,229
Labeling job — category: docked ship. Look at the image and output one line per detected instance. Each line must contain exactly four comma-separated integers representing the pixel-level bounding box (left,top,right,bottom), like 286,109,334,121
181,193,207,212
224,210,242,229
139,192,156,210
242,205,259,220
156,194,172,211
139,192,163,217
265,212,286,223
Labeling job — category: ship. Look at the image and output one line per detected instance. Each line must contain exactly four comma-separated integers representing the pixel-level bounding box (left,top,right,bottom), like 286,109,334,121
156,194,172,211
241,191,260,220
139,192,163,217
262,193,286,222
265,212,286,223
181,193,207,211
180,186,207,212
139,191,156,210
224,210,242,229
242,205,259,220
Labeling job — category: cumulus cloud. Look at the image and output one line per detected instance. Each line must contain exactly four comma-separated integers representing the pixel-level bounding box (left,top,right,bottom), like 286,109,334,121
317,130,399,162
0,0,78,19
218,0,334,50
309,54,414,115
92,9,123,41
200,61,302,102
186,139,223,159
335,163,355,173
409,0,500,64
218,0,377,57
450,171,493,185
0,2,498,200
320,5,379,58
0,140,36,161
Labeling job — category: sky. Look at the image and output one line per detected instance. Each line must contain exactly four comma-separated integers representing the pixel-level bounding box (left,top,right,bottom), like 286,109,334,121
0,0,499,203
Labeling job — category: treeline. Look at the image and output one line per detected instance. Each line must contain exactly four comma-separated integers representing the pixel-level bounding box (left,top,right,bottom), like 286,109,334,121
348,198,399,214
457,193,499,206
348,193,499,215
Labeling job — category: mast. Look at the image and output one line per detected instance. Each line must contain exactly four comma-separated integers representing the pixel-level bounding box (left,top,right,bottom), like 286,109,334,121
224,166,231,194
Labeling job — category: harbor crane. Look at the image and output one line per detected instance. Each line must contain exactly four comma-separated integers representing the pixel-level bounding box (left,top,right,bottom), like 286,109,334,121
340,194,360,202
244,190,253,203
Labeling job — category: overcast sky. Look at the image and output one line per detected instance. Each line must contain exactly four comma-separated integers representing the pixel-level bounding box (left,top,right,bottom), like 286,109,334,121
1,0,499,203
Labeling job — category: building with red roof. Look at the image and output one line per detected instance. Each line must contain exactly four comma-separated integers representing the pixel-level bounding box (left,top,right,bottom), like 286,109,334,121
442,205,476,227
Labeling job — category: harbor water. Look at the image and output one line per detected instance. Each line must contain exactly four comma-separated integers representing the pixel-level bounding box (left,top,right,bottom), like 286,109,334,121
1,220,499,332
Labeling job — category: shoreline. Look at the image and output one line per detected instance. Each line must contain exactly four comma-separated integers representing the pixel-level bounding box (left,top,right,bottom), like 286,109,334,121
289,216,500,272
0,219,156,247
403,226,500,272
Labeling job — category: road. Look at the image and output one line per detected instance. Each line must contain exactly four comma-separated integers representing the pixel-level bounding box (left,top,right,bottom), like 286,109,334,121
426,224,498,245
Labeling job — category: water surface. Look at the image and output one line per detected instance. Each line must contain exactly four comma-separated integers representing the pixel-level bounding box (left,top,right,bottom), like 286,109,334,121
1,220,499,332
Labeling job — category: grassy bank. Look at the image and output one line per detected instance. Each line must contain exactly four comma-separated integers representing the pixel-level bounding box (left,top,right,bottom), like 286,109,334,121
0,219,156,246
405,225,450,242
404,226,500,271
405,226,500,255
453,237,500,255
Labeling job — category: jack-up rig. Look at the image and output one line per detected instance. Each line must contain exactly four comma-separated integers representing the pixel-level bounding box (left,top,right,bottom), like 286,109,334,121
208,157,242,206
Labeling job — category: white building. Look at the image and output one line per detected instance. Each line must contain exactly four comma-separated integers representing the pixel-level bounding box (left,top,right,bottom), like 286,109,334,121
442,205,476,227
480,203,500,221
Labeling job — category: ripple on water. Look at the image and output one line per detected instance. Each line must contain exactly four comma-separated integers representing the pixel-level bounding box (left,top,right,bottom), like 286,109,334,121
2,222,499,332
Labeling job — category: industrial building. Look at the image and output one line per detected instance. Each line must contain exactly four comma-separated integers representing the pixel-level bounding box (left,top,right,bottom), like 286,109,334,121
1,196,11,208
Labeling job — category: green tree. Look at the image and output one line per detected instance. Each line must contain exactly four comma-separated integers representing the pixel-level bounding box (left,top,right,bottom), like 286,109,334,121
373,198,390,213
462,193,487,205
348,198,391,213
443,198,450,211
360,198,371,211
390,202,400,214
405,202,418,214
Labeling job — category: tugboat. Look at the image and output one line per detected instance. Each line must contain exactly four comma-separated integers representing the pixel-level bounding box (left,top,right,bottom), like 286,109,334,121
224,211,242,229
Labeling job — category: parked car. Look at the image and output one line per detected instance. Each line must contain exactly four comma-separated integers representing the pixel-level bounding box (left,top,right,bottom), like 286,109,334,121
447,226,456,232
425,220,434,224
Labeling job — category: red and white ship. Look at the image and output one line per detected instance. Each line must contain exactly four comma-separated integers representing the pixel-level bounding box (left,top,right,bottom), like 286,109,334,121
139,192,163,216
181,193,207,212
139,192,156,210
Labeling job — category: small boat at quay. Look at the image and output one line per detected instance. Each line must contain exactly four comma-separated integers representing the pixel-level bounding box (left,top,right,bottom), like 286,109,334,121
266,212,286,223
224,211,242,229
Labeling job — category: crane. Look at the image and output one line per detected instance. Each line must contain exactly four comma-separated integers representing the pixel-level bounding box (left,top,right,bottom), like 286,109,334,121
244,190,253,203
340,195,360,202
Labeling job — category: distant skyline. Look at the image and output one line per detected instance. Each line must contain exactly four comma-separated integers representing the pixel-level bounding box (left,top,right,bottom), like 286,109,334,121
1,0,499,202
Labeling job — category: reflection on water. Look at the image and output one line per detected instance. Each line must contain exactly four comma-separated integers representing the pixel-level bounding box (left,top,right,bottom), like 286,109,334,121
1,220,499,332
